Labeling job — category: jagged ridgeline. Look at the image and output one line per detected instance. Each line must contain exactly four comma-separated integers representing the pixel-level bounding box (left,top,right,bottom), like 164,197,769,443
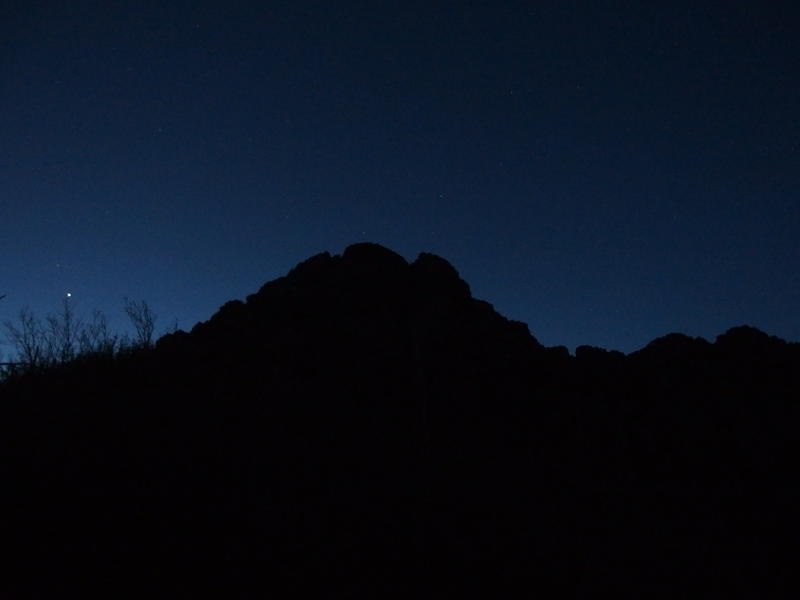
2,243,799,596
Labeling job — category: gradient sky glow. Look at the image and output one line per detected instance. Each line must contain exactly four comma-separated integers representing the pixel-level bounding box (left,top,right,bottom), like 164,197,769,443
2,1,798,353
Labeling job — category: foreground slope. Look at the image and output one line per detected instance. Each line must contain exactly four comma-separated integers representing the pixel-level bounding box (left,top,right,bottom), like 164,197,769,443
2,243,798,596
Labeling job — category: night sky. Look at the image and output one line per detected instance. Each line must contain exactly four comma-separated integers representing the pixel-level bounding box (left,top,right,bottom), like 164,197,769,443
2,1,798,354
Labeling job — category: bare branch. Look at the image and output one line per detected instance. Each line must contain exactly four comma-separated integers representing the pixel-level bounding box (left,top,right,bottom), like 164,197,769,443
45,297,82,364
78,309,118,356
3,307,46,368
124,297,157,349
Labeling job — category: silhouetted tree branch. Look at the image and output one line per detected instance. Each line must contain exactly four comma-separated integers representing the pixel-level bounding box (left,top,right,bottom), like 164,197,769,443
45,297,81,364
78,309,119,356
124,297,157,348
3,307,46,368
3,299,138,372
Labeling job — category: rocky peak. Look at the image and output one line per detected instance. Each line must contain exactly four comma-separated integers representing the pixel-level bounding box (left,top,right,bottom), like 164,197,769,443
409,252,471,299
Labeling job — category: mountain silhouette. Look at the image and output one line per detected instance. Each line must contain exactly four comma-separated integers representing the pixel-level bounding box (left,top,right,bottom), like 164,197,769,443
2,242,798,597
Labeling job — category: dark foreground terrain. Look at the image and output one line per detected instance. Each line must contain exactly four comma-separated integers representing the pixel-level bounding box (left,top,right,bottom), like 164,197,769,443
2,243,798,597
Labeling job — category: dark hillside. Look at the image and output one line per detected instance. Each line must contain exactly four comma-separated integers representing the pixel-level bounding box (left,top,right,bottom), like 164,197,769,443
2,243,798,597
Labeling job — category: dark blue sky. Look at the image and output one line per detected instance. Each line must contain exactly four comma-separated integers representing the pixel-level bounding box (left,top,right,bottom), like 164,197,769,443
2,1,798,353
